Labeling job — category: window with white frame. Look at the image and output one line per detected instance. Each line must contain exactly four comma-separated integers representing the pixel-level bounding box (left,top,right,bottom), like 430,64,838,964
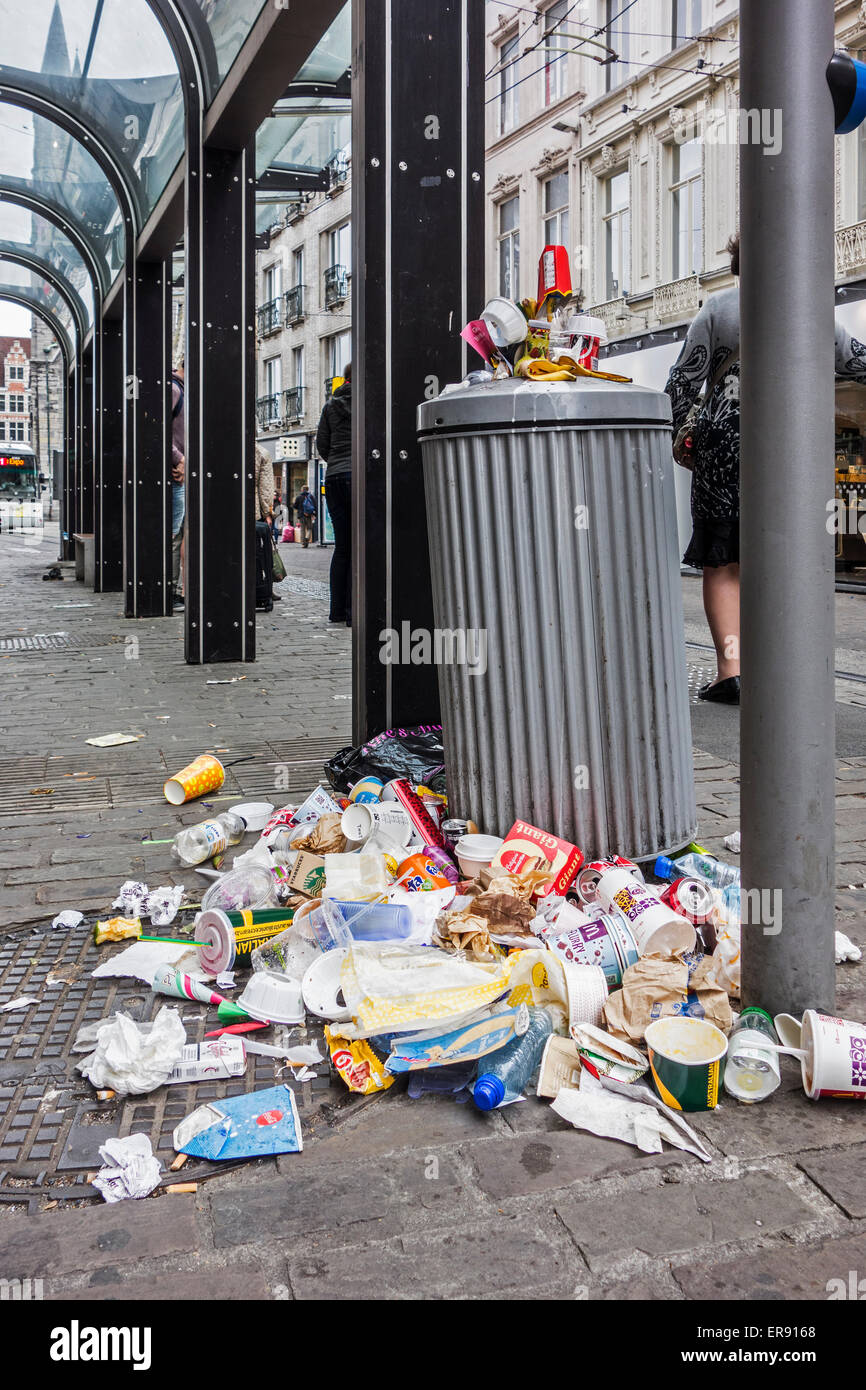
292,246,304,288
263,356,281,423
329,222,351,276
671,0,704,48
292,346,305,391
9,420,25,441
325,331,351,393
670,138,703,279
9,394,25,412
0,423,5,440
498,195,520,300
603,169,630,300
543,1,569,107
543,170,570,249
605,0,631,93
0,393,5,411
263,262,281,302
499,33,520,136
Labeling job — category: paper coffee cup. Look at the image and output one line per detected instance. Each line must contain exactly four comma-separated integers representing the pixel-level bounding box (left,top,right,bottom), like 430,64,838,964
596,868,695,957
645,1016,728,1112
341,803,413,847
164,753,225,805
801,1010,866,1100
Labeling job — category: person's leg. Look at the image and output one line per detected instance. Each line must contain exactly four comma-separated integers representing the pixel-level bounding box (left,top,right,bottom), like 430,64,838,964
703,562,740,682
343,481,352,623
325,475,350,621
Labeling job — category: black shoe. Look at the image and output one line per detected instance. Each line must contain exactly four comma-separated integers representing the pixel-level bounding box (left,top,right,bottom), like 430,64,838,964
329,615,346,624
698,675,740,705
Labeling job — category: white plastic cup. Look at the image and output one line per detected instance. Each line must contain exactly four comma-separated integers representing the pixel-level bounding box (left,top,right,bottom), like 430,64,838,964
481,296,527,346
455,833,504,880
801,1010,866,1100
595,867,695,957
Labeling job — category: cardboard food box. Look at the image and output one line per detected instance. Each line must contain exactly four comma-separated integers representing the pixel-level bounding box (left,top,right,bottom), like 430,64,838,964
490,820,584,897
286,851,326,898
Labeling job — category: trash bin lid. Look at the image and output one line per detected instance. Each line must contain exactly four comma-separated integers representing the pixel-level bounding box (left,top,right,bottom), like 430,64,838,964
417,375,672,436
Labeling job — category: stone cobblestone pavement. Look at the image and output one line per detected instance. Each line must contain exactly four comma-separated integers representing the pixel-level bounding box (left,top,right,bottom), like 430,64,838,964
1,526,866,1301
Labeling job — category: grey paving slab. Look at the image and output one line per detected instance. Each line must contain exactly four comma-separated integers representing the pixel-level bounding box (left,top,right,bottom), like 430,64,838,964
0,1196,200,1278
555,1172,817,1272
672,1229,866,1301
797,1145,866,1219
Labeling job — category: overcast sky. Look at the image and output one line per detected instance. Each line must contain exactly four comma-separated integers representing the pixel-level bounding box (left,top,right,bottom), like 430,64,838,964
0,302,32,339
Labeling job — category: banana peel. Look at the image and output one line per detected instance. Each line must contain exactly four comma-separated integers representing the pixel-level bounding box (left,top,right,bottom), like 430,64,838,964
515,354,632,384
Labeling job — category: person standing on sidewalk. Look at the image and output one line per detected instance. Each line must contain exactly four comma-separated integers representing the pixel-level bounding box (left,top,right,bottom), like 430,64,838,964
170,364,185,611
666,234,866,705
294,485,316,548
317,363,352,625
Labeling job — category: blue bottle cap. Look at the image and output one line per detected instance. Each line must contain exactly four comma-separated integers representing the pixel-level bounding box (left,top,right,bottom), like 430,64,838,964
473,1074,505,1111
654,854,676,880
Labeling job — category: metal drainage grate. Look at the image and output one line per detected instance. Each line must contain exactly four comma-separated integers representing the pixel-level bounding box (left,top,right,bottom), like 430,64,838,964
0,633,72,653
0,922,347,1193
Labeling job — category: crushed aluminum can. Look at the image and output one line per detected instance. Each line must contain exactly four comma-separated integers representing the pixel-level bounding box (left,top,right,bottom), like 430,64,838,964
440,818,469,848
574,857,644,905
659,876,715,925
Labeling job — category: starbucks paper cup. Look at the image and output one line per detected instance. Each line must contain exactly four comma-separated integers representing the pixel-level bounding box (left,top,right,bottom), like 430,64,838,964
164,753,225,805
801,1010,866,1100
646,1016,728,1112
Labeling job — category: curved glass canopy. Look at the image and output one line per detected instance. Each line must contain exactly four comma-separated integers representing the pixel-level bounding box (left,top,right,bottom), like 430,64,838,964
0,103,123,289
0,201,94,326
0,0,183,223
0,263,76,354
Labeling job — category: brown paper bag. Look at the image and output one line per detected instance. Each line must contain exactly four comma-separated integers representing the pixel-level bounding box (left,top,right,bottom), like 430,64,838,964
602,953,733,1045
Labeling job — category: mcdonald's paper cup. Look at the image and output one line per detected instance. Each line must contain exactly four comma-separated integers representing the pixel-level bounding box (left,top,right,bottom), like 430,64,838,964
645,1016,728,1112
596,867,695,957
164,753,225,805
801,1010,866,1100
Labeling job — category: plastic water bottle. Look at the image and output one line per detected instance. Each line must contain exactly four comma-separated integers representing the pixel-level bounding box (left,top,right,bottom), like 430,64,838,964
473,1007,555,1111
724,1006,781,1103
408,1059,477,1098
655,852,740,891
171,812,245,866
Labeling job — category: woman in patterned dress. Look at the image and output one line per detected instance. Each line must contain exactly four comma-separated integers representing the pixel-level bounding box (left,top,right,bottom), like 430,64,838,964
666,234,866,705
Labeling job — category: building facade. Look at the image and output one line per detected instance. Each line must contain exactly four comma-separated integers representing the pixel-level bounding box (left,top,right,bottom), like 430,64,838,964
485,0,866,343
254,149,352,525
0,337,31,450
28,318,64,492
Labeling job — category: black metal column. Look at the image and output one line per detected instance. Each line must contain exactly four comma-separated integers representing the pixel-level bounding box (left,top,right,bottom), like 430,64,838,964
95,318,123,592
124,258,172,617
80,341,94,539
352,0,485,740
184,142,256,663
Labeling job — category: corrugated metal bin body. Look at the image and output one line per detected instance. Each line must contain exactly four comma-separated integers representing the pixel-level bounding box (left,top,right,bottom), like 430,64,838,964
417,378,696,861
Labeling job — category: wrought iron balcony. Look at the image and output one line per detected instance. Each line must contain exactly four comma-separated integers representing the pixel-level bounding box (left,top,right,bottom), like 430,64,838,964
836,220,866,278
256,394,283,430
324,264,349,307
325,150,349,191
283,386,305,421
284,284,305,324
256,297,282,336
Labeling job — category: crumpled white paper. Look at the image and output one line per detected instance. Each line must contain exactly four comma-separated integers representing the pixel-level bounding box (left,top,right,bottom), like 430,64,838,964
147,885,184,926
92,1134,162,1203
551,1068,712,1162
91,940,190,983
76,1007,186,1095
836,930,862,964
244,1040,324,1063
113,880,150,917
724,830,741,854
52,910,84,930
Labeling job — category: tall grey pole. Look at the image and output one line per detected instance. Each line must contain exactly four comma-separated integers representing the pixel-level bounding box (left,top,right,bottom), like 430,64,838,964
740,0,837,1015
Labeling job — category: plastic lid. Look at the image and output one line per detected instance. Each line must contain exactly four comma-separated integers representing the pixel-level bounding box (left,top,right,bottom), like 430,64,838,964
473,1074,505,1110
654,855,676,879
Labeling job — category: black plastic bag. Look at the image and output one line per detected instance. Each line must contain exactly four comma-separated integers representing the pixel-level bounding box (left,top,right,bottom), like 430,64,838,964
324,724,446,794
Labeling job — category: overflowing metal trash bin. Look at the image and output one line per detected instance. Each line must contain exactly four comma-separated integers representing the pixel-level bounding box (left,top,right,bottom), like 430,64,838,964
417,376,697,862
